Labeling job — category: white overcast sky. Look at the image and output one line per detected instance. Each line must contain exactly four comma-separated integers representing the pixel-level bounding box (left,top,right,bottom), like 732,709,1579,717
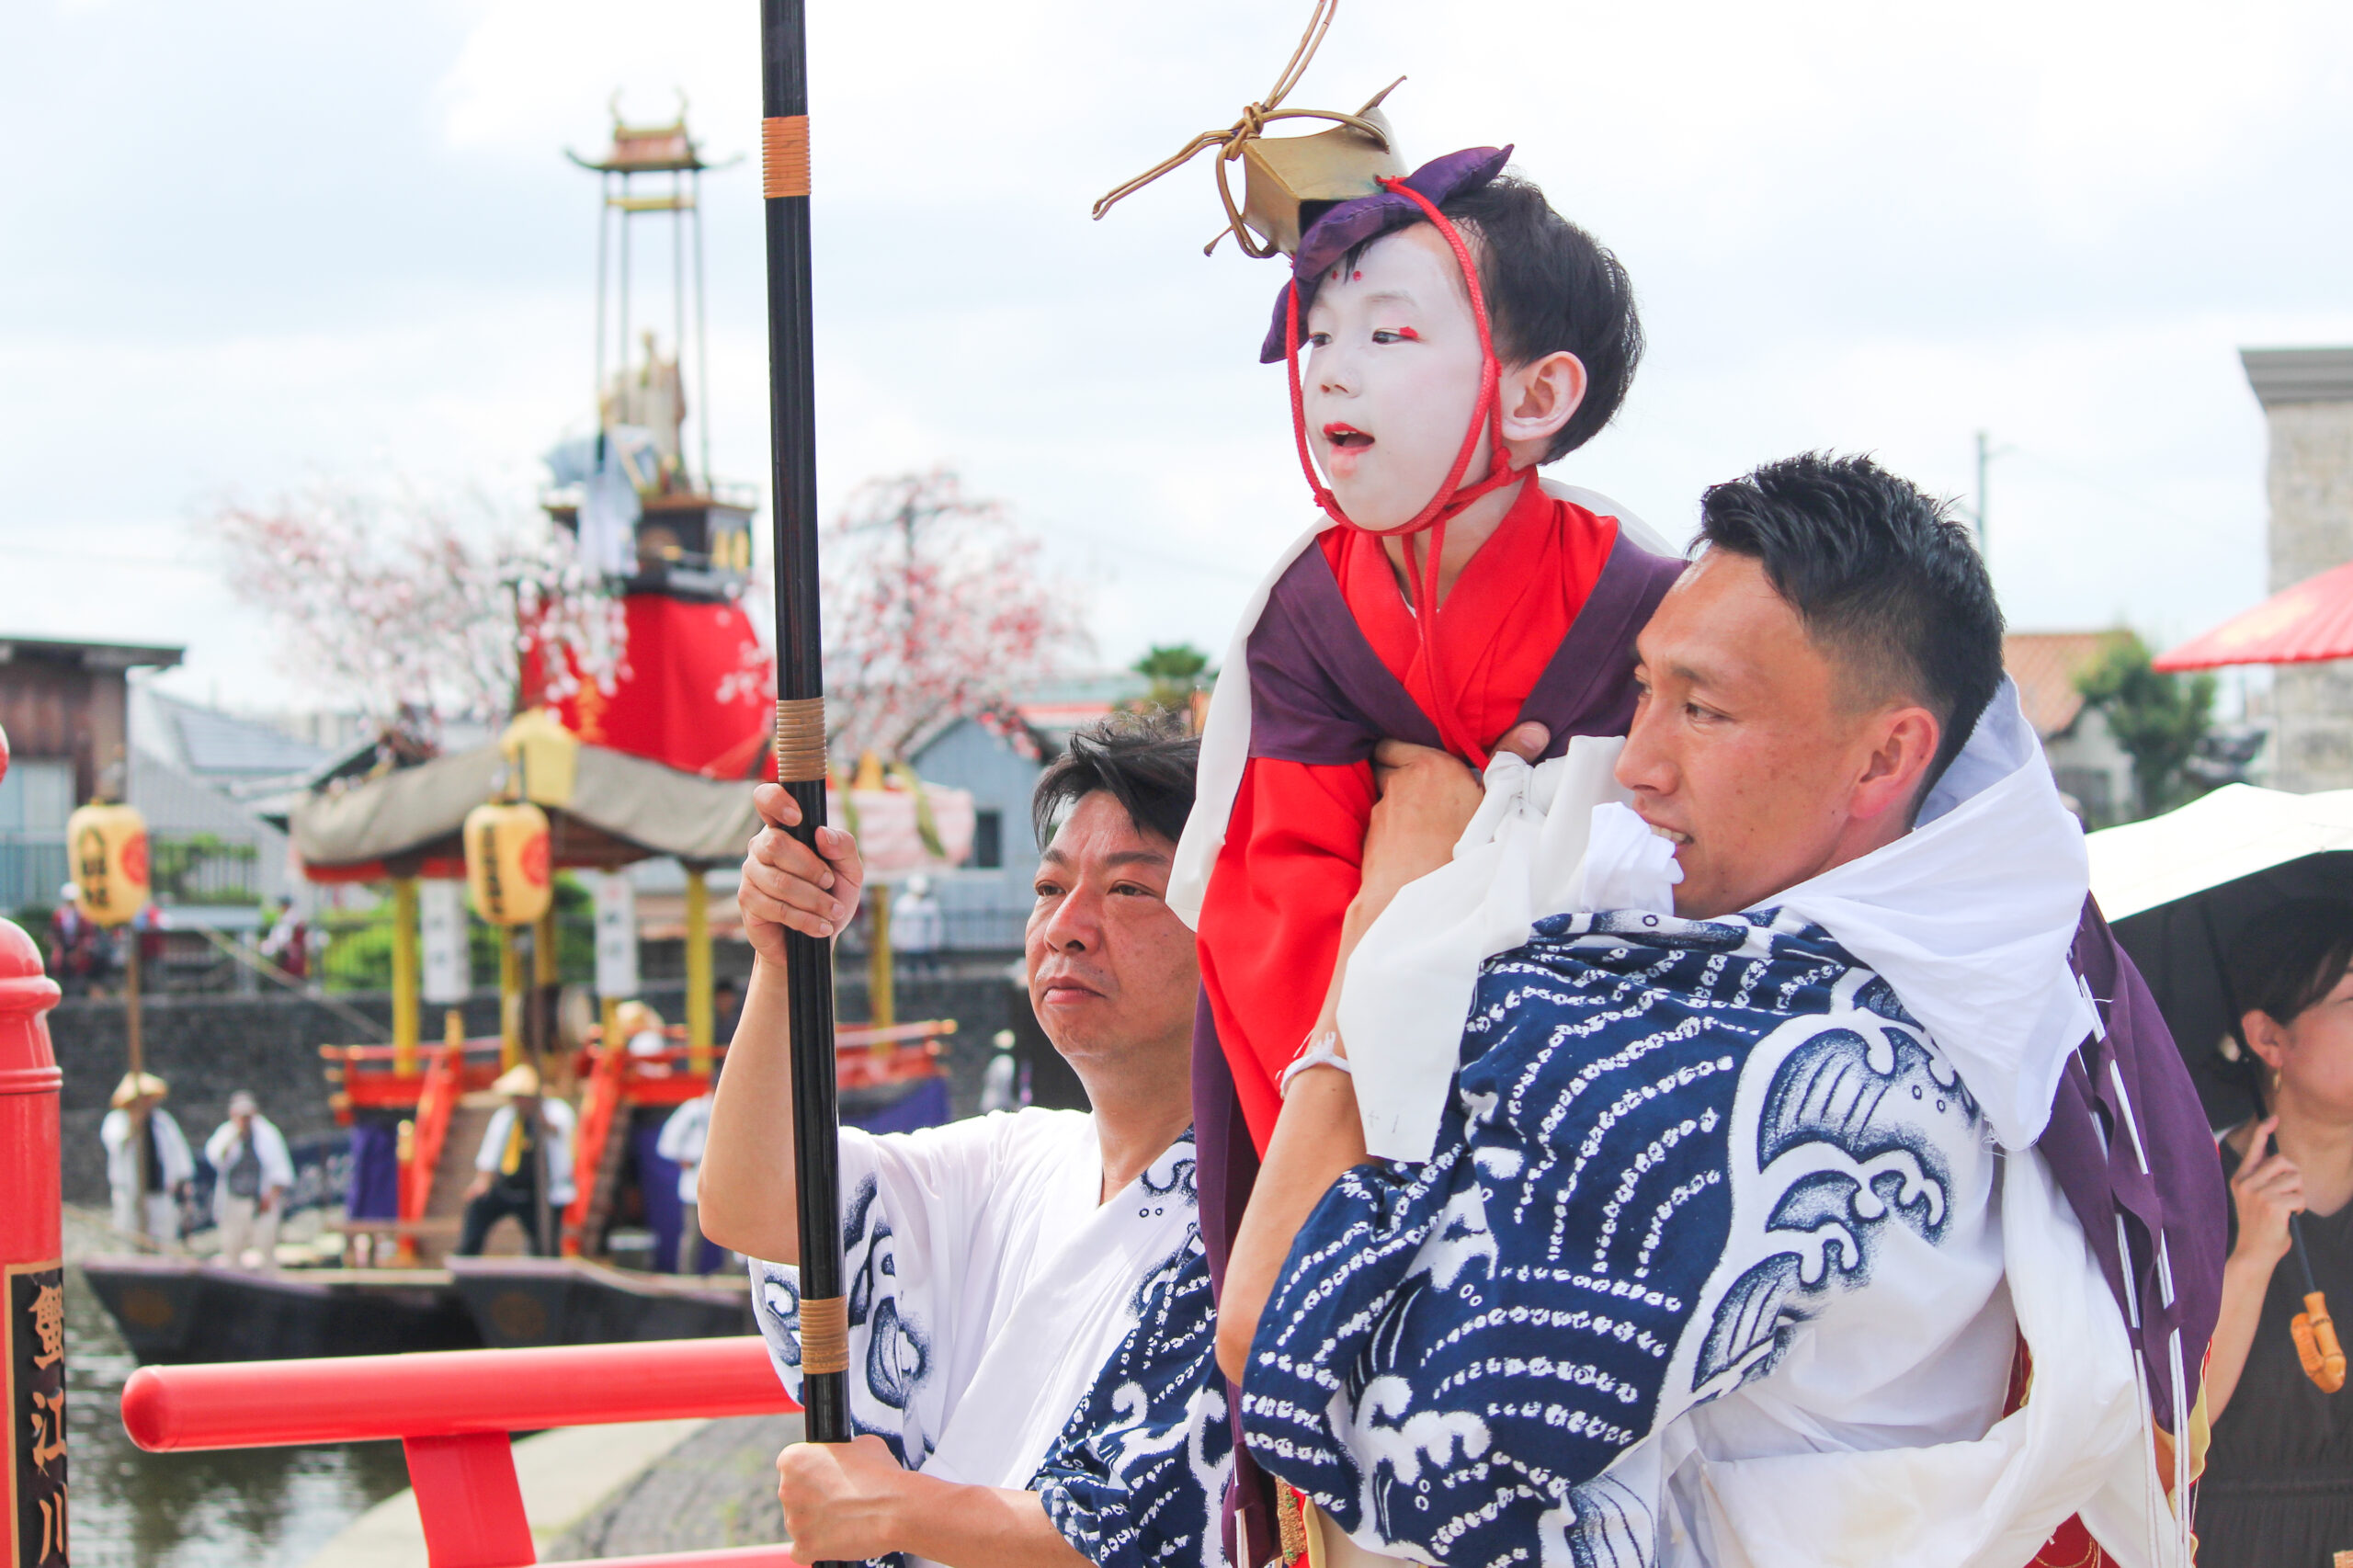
5,0,2350,712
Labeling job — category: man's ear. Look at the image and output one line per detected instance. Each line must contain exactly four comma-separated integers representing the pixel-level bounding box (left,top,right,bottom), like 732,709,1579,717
1499,350,1587,449
1852,706,1941,824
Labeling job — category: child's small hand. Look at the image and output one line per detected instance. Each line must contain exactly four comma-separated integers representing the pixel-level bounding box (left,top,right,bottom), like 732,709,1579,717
740,783,864,964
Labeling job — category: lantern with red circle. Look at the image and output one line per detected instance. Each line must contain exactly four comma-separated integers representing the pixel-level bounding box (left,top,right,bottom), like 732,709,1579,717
464,801,552,927
67,802,151,927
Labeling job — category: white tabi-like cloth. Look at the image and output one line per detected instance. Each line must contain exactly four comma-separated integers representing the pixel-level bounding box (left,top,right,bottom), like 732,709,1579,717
750,1109,1230,1568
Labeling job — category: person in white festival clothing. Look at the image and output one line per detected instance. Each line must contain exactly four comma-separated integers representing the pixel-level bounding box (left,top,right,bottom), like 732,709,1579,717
100,1071,195,1244
699,718,1233,1568
204,1089,294,1267
456,1062,576,1256
656,1084,716,1275
1214,455,2224,1568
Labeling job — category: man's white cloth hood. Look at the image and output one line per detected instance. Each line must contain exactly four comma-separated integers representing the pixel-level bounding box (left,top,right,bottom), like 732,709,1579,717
1342,678,2097,1161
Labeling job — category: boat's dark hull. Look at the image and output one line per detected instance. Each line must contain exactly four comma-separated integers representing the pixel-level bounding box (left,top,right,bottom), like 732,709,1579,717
78,1256,482,1363
446,1256,755,1348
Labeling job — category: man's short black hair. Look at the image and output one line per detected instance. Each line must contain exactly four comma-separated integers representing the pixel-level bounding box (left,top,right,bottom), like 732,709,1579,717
1696,452,2004,798
1030,713,1200,851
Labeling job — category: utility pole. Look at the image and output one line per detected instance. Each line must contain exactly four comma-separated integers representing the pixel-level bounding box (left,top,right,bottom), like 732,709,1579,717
1975,429,1991,554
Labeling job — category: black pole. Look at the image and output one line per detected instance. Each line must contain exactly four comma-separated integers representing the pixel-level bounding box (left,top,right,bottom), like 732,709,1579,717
758,0,849,1460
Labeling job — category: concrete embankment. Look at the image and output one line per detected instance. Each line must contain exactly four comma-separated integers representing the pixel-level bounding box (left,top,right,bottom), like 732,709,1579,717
303,1413,798,1565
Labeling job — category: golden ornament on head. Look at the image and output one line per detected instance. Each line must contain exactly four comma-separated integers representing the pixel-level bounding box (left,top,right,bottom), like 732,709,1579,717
1092,0,1405,260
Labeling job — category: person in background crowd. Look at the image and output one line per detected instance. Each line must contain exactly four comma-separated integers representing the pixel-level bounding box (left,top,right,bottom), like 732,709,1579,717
47,884,97,997
2201,900,2353,1566
980,1028,1020,1114
100,1072,194,1244
132,901,168,970
457,1062,576,1256
617,998,670,1077
261,895,311,983
205,1090,294,1267
657,1078,716,1275
712,975,745,1044
892,872,945,975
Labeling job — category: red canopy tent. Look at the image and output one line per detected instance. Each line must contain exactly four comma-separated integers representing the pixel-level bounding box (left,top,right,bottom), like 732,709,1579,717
2155,560,2353,672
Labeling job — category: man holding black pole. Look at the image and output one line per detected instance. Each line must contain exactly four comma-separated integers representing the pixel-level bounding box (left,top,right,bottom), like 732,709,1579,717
700,719,1231,1568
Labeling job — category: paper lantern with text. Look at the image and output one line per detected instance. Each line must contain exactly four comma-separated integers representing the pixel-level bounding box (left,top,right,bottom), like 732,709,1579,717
68,803,150,927
464,801,552,927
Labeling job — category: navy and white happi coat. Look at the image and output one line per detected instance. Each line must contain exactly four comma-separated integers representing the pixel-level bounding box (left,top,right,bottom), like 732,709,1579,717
1243,908,2016,1568
752,1109,1233,1568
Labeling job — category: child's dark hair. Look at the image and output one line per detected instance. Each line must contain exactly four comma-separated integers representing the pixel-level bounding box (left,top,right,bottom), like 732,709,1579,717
1030,712,1200,850
2223,901,2353,1102
1438,175,1643,462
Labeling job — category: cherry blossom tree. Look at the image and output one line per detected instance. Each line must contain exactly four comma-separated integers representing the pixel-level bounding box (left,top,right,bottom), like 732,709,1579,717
822,468,1091,761
207,483,627,743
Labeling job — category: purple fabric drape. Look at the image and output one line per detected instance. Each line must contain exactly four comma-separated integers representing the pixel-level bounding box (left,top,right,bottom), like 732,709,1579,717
2045,902,2230,1428
345,1119,400,1221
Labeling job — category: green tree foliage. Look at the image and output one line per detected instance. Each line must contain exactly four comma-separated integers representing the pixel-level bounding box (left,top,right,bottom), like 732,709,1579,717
2075,631,2215,819
321,874,595,993
150,833,261,905
1132,643,1212,715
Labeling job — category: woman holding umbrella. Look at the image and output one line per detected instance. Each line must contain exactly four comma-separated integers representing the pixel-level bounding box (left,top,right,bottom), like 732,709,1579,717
2199,901,2353,1564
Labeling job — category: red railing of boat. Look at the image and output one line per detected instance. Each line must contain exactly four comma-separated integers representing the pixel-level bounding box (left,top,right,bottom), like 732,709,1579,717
562,1025,635,1255
122,1335,801,1568
401,1029,469,1229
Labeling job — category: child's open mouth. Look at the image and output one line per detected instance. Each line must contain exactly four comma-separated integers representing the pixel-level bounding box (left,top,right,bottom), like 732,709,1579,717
1323,423,1374,450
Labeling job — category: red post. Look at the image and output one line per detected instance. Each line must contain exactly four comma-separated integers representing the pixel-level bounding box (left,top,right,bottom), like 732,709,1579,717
403,1432,535,1568
1,891,69,1565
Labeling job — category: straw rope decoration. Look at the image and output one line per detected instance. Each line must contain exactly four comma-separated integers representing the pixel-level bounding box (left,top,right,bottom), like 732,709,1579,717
1091,0,1397,257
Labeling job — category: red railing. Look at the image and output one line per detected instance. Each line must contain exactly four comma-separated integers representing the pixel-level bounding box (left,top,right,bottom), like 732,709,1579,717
563,1028,635,1253
123,1336,802,1568
401,1030,468,1227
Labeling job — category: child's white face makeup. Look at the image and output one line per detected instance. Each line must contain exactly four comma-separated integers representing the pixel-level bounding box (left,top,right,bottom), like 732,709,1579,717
1302,222,1489,532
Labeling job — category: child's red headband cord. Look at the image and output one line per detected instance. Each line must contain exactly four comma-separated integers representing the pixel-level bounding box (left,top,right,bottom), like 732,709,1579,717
1283,177,1524,767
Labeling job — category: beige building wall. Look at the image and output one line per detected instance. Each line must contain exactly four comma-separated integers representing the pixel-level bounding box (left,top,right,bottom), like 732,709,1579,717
2246,347,2353,791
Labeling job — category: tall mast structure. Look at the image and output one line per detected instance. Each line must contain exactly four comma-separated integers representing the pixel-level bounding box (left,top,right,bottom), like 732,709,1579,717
551,101,756,601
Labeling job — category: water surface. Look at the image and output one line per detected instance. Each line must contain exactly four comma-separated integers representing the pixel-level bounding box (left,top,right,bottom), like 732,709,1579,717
64,1256,411,1567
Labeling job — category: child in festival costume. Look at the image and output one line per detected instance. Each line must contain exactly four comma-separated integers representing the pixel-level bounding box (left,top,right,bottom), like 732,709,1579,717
1170,143,1679,1167
1136,137,1685,1568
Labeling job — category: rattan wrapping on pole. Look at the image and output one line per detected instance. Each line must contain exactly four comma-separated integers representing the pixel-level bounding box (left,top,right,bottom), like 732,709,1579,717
774,697,827,783
797,1294,851,1375
762,115,811,199
759,0,850,1511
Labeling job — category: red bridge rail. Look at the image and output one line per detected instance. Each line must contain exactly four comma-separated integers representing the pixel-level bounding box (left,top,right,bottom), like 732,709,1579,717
123,1335,802,1568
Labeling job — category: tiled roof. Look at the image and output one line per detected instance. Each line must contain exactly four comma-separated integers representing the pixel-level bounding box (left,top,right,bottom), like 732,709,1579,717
2005,631,2113,740
165,699,330,778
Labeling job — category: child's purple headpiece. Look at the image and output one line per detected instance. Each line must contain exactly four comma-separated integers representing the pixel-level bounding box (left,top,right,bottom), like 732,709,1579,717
1257,144,1513,364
